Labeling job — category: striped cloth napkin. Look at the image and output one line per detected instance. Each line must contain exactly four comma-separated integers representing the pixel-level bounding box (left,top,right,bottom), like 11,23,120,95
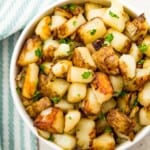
0,0,58,150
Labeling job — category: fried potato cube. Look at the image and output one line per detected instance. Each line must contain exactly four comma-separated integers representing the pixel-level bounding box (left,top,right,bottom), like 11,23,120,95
34,107,64,133
91,72,113,105
67,66,95,83
40,62,53,75
129,43,143,62
106,28,131,53
103,0,127,32
139,107,150,125
67,83,87,103
125,14,148,41
52,60,72,77
143,58,150,70
22,63,39,99
54,7,72,19
78,17,106,44
64,110,81,133
91,133,115,150
54,99,74,112
109,75,123,94
81,88,101,115
51,15,67,30
53,134,76,150
76,118,96,149
107,109,135,135
26,97,51,118
58,14,86,38
138,82,150,107
72,47,96,70
92,46,119,75
119,54,136,79
17,36,42,66
35,16,51,40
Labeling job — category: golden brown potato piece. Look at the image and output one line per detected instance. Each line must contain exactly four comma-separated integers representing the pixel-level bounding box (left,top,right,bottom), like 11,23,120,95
106,28,131,53
58,14,86,38
35,16,51,40
81,88,101,115
17,36,42,66
119,54,136,79
139,106,150,125
26,97,51,118
42,39,59,61
76,118,96,149
54,7,72,19
91,72,113,105
72,47,96,70
92,46,119,75
34,107,64,133
78,17,106,44
125,14,149,41
107,109,135,135
91,133,115,150
67,66,95,83
22,63,39,99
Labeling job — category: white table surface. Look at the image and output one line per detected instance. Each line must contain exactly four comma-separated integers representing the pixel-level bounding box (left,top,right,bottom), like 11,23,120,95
39,0,150,149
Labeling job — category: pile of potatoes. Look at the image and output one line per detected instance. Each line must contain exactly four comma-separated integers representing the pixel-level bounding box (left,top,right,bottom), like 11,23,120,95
16,0,150,149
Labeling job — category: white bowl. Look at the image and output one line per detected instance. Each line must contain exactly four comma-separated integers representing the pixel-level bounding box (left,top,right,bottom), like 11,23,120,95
10,0,150,149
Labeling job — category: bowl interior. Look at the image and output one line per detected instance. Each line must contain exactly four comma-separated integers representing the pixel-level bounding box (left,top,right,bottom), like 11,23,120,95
10,0,150,150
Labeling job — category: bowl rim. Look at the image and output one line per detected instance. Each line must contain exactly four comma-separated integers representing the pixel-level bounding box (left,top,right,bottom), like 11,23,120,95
10,0,150,150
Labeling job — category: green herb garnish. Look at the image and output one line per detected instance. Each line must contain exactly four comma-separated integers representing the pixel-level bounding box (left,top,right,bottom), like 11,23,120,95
90,29,96,35
32,91,41,101
138,43,148,53
81,71,91,79
61,5,68,10
77,94,81,97
40,64,45,73
104,33,114,45
109,11,119,19
35,48,42,58
68,116,72,120
98,112,106,120
119,91,127,97
131,99,138,108
138,59,145,65
69,3,77,10
51,97,61,104
59,38,72,44
16,87,21,95
48,135,54,141
104,126,113,133
73,20,77,26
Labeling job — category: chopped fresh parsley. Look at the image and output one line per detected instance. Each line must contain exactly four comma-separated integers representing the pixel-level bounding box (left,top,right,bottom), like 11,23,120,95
73,20,77,26
90,29,97,35
51,97,61,104
109,11,119,19
59,38,72,44
40,64,45,73
68,116,72,120
16,87,21,95
104,33,114,45
98,112,106,120
104,126,113,133
77,94,81,97
32,91,41,101
81,71,91,79
61,5,68,10
131,99,138,108
138,43,148,53
138,59,145,65
119,91,127,97
48,134,54,141
35,48,42,58
69,3,77,10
